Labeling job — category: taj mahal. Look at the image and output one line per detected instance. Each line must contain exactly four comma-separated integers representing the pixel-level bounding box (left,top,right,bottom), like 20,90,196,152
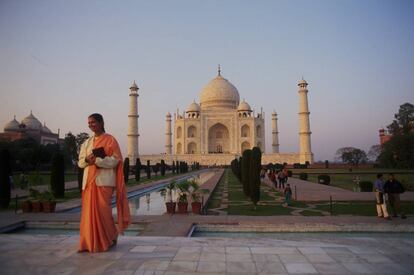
127,67,313,166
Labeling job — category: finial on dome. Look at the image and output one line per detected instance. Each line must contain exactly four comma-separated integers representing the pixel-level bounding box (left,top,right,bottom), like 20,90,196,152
130,80,139,91
218,64,221,76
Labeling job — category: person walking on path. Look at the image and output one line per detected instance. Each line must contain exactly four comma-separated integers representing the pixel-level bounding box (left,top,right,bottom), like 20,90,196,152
269,170,277,188
78,113,131,253
282,168,289,184
284,183,292,206
374,174,390,220
384,173,406,219
278,170,285,189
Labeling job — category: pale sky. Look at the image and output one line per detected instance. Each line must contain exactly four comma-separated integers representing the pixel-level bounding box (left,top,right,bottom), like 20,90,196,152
0,0,413,161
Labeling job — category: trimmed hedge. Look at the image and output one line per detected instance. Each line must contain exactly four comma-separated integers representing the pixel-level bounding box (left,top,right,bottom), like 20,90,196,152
359,181,373,192
299,172,308,180
318,174,331,185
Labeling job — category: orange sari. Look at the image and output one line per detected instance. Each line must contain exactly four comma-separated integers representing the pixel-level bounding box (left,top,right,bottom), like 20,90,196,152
79,134,130,252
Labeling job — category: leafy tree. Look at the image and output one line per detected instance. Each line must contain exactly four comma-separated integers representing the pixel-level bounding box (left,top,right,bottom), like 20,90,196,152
63,132,89,169
378,102,414,168
0,149,11,208
387,103,414,135
368,144,381,162
63,132,77,164
378,133,414,168
335,147,367,166
249,147,262,209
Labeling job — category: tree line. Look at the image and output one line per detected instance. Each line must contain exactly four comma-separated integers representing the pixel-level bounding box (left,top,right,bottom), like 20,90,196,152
230,146,262,209
336,103,413,169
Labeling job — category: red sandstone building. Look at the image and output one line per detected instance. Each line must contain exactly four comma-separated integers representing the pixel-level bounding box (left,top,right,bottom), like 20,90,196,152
0,112,59,145
379,128,391,145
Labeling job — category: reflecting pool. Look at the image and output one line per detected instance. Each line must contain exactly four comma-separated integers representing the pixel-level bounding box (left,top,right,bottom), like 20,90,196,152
113,171,216,216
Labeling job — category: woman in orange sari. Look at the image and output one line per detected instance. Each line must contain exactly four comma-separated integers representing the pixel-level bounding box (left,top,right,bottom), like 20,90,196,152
78,113,130,252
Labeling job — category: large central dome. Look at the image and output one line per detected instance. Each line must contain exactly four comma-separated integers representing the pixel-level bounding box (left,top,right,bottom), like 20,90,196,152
199,73,240,110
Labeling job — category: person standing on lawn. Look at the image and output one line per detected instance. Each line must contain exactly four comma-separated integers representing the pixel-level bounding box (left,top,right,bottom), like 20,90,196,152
384,173,406,219
374,174,390,220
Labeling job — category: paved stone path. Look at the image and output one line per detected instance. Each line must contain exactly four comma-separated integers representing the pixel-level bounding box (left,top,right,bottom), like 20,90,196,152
277,177,414,201
1,232,413,274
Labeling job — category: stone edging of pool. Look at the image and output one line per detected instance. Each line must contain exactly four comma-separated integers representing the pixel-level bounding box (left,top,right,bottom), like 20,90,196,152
192,222,414,234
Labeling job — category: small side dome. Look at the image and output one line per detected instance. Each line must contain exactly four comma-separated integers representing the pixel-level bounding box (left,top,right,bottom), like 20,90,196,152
237,100,252,112
42,122,52,133
186,101,201,113
166,112,172,117
21,112,42,130
4,116,20,132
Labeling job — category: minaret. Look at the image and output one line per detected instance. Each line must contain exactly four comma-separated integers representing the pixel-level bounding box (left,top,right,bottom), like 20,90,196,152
298,78,313,164
165,112,172,155
271,111,280,153
127,81,139,165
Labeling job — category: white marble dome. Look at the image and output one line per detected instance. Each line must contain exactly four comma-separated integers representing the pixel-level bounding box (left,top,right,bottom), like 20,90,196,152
237,100,252,111
199,74,240,110
4,117,20,132
186,101,201,113
21,112,42,130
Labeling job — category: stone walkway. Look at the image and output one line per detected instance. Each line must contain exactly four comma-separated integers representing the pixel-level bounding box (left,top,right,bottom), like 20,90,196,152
1,232,414,274
278,177,414,202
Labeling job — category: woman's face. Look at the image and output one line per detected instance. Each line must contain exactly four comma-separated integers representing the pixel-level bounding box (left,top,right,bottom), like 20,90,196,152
88,117,103,134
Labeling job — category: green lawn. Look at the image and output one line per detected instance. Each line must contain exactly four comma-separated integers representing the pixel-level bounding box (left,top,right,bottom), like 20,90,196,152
206,169,414,217
314,201,414,216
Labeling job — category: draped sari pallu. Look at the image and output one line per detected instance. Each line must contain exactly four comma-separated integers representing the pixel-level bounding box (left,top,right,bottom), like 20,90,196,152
78,134,131,253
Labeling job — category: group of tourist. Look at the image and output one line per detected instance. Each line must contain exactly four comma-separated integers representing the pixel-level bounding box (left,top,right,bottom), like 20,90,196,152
374,173,406,220
262,168,292,206
266,168,289,189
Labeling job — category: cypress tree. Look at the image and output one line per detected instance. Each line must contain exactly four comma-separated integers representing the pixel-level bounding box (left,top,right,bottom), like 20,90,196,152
123,157,130,184
161,159,166,176
135,158,141,182
0,149,11,208
237,157,242,181
146,160,151,179
77,167,84,191
241,149,252,198
50,152,65,198
249,147,262,209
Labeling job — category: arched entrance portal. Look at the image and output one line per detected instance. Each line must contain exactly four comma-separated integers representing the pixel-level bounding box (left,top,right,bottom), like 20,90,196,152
208,123,230,154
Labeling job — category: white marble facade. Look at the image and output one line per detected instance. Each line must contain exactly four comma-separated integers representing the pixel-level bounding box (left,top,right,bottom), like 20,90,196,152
137,68,313,165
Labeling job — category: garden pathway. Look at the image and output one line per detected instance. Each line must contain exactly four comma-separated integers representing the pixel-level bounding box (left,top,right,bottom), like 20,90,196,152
266,176,414,202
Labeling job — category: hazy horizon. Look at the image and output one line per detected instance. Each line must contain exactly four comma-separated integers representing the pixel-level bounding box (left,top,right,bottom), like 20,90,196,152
1,0,413,161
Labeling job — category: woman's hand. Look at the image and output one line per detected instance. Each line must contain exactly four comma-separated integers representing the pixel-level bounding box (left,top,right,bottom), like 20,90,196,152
85,153,96,165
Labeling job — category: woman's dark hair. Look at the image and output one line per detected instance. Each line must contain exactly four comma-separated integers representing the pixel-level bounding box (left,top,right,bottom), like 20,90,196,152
89,113,106,132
